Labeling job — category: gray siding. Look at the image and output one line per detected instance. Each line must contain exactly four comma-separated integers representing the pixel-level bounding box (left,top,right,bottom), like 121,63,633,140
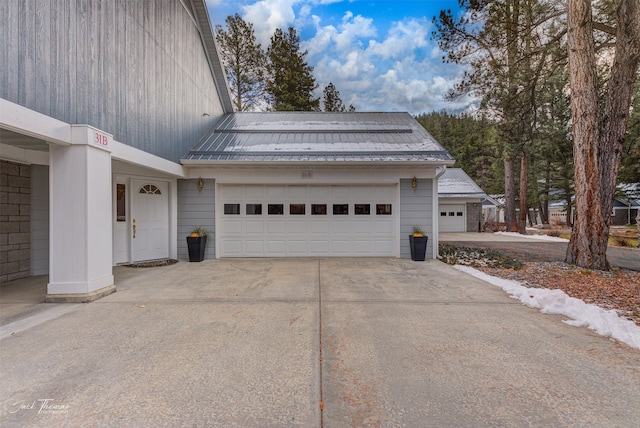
1,0,225,162
30,165,49,275
400,178,433,259
177,179,215,260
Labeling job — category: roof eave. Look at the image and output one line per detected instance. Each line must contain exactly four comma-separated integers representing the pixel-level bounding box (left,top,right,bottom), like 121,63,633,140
181,159,456,167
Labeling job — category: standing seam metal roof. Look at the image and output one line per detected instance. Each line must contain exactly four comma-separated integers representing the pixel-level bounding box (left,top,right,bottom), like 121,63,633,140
183,112,455,163
438,168,487,197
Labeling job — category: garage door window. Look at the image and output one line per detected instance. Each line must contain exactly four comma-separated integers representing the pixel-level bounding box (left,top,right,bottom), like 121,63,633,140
268,204,284,215
224,204,240,215
355,204,370,215
247,204,262,215
290,204,306,215
312,204,327,215
376,204,392,215
333,204,349,215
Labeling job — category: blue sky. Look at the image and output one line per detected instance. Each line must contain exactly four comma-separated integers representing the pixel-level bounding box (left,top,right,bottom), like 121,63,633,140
206,0,477,114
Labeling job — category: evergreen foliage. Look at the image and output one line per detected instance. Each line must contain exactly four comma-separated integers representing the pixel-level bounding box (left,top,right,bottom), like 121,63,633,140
266,27,320,111
215,14,266,111
323,82,347,112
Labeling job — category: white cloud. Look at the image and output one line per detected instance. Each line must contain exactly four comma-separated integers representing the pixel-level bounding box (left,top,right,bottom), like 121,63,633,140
211,0,479,113
242,0,300,45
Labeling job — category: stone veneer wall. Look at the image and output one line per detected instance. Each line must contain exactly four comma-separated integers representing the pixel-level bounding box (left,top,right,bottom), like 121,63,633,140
1,160,31,283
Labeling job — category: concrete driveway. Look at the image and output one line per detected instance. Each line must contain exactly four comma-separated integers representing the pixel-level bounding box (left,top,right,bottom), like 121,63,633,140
1,259,639,427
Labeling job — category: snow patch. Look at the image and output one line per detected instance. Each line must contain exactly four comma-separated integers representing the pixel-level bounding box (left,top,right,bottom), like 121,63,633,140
494,231,569,242
455,265,640,350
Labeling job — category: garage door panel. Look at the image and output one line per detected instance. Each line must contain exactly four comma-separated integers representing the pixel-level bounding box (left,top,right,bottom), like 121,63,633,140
309,240,329,253
266,186,286,199
220,240,242,256
266,240,286,254
330,220,351,233
219,184,397,257
287,220,308,234
245,220,264,234
374,239,395,254
266,221,286,234
331,242,351,254
351,240,374,254
310,221,329,234
373,220,395,234
244,185,265,199
222,219,243,234
288,241,307,253
288,186,308,199
243,240,264,254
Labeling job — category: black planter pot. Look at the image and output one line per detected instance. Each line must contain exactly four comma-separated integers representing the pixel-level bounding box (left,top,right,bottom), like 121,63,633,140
409,235,428,261
186,236,207,262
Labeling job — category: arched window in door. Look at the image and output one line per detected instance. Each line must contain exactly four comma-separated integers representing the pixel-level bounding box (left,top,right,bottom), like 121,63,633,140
138,184,162,195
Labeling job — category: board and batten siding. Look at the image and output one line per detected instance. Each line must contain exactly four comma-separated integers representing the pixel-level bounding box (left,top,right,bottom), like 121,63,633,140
400,178,433,259
30,165,49,275
177,179,215,260
1,0,224,162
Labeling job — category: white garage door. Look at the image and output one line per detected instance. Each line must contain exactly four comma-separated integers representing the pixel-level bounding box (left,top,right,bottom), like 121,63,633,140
439,204,466,232
219,184,397,257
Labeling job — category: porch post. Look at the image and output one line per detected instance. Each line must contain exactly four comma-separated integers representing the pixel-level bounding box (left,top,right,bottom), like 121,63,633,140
47,126,115,302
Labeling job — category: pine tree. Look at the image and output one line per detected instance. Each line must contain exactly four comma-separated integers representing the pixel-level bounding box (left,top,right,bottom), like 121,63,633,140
323,82,346,112
565,0,640,269
215,14,266,111
266,27,320,111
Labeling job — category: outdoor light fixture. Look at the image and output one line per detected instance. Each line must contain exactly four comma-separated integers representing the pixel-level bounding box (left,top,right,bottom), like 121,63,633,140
411,176,417,191
198,177,204,191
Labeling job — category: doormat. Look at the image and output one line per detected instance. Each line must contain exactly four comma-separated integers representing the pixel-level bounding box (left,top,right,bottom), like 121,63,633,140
123,259,179,268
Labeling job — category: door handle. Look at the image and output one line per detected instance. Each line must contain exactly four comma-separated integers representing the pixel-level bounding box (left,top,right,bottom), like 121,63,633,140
133,219,136,239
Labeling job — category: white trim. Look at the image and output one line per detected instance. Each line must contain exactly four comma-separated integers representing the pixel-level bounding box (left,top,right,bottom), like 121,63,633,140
0,99,71,145
110,141,186,178
0,143,49,165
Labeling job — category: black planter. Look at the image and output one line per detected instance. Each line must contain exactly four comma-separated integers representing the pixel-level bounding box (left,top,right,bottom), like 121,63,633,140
186,236,207,262
409,235,428,261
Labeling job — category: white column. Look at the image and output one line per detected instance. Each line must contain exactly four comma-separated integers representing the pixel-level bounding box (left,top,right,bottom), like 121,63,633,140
47,126,115,302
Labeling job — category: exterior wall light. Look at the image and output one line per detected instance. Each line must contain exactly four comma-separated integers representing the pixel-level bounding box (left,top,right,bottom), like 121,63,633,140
411,176,417,191
198,177,204,191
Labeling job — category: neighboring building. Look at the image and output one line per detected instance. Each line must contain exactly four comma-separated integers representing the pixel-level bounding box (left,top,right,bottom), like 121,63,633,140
437,168,487,232
1,1,454,300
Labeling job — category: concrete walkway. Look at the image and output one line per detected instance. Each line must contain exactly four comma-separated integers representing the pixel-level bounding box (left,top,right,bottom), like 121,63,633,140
1,259,639,427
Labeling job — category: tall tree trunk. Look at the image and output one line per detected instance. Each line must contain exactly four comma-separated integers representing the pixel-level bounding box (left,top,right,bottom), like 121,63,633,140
518,154,529,234
565,0,640,270
504,157,518,232
565,0,608,269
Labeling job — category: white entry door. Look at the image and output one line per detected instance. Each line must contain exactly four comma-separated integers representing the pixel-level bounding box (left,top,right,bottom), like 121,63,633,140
219,184,397,257
131,179,169,261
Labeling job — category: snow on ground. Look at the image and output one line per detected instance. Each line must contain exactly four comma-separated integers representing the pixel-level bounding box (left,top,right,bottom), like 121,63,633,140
455,265,640,350
495,231,569,242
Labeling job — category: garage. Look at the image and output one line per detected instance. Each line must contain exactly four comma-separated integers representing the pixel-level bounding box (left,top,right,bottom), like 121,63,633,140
439,204,466,232
182,111,456,260
218,184,397,257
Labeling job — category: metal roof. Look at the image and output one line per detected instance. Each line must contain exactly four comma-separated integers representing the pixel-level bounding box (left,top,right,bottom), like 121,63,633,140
438,168,487,197
182,112,455,164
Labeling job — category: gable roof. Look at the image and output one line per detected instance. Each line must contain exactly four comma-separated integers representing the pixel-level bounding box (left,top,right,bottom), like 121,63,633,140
438,168,487,198
182,112,455,165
